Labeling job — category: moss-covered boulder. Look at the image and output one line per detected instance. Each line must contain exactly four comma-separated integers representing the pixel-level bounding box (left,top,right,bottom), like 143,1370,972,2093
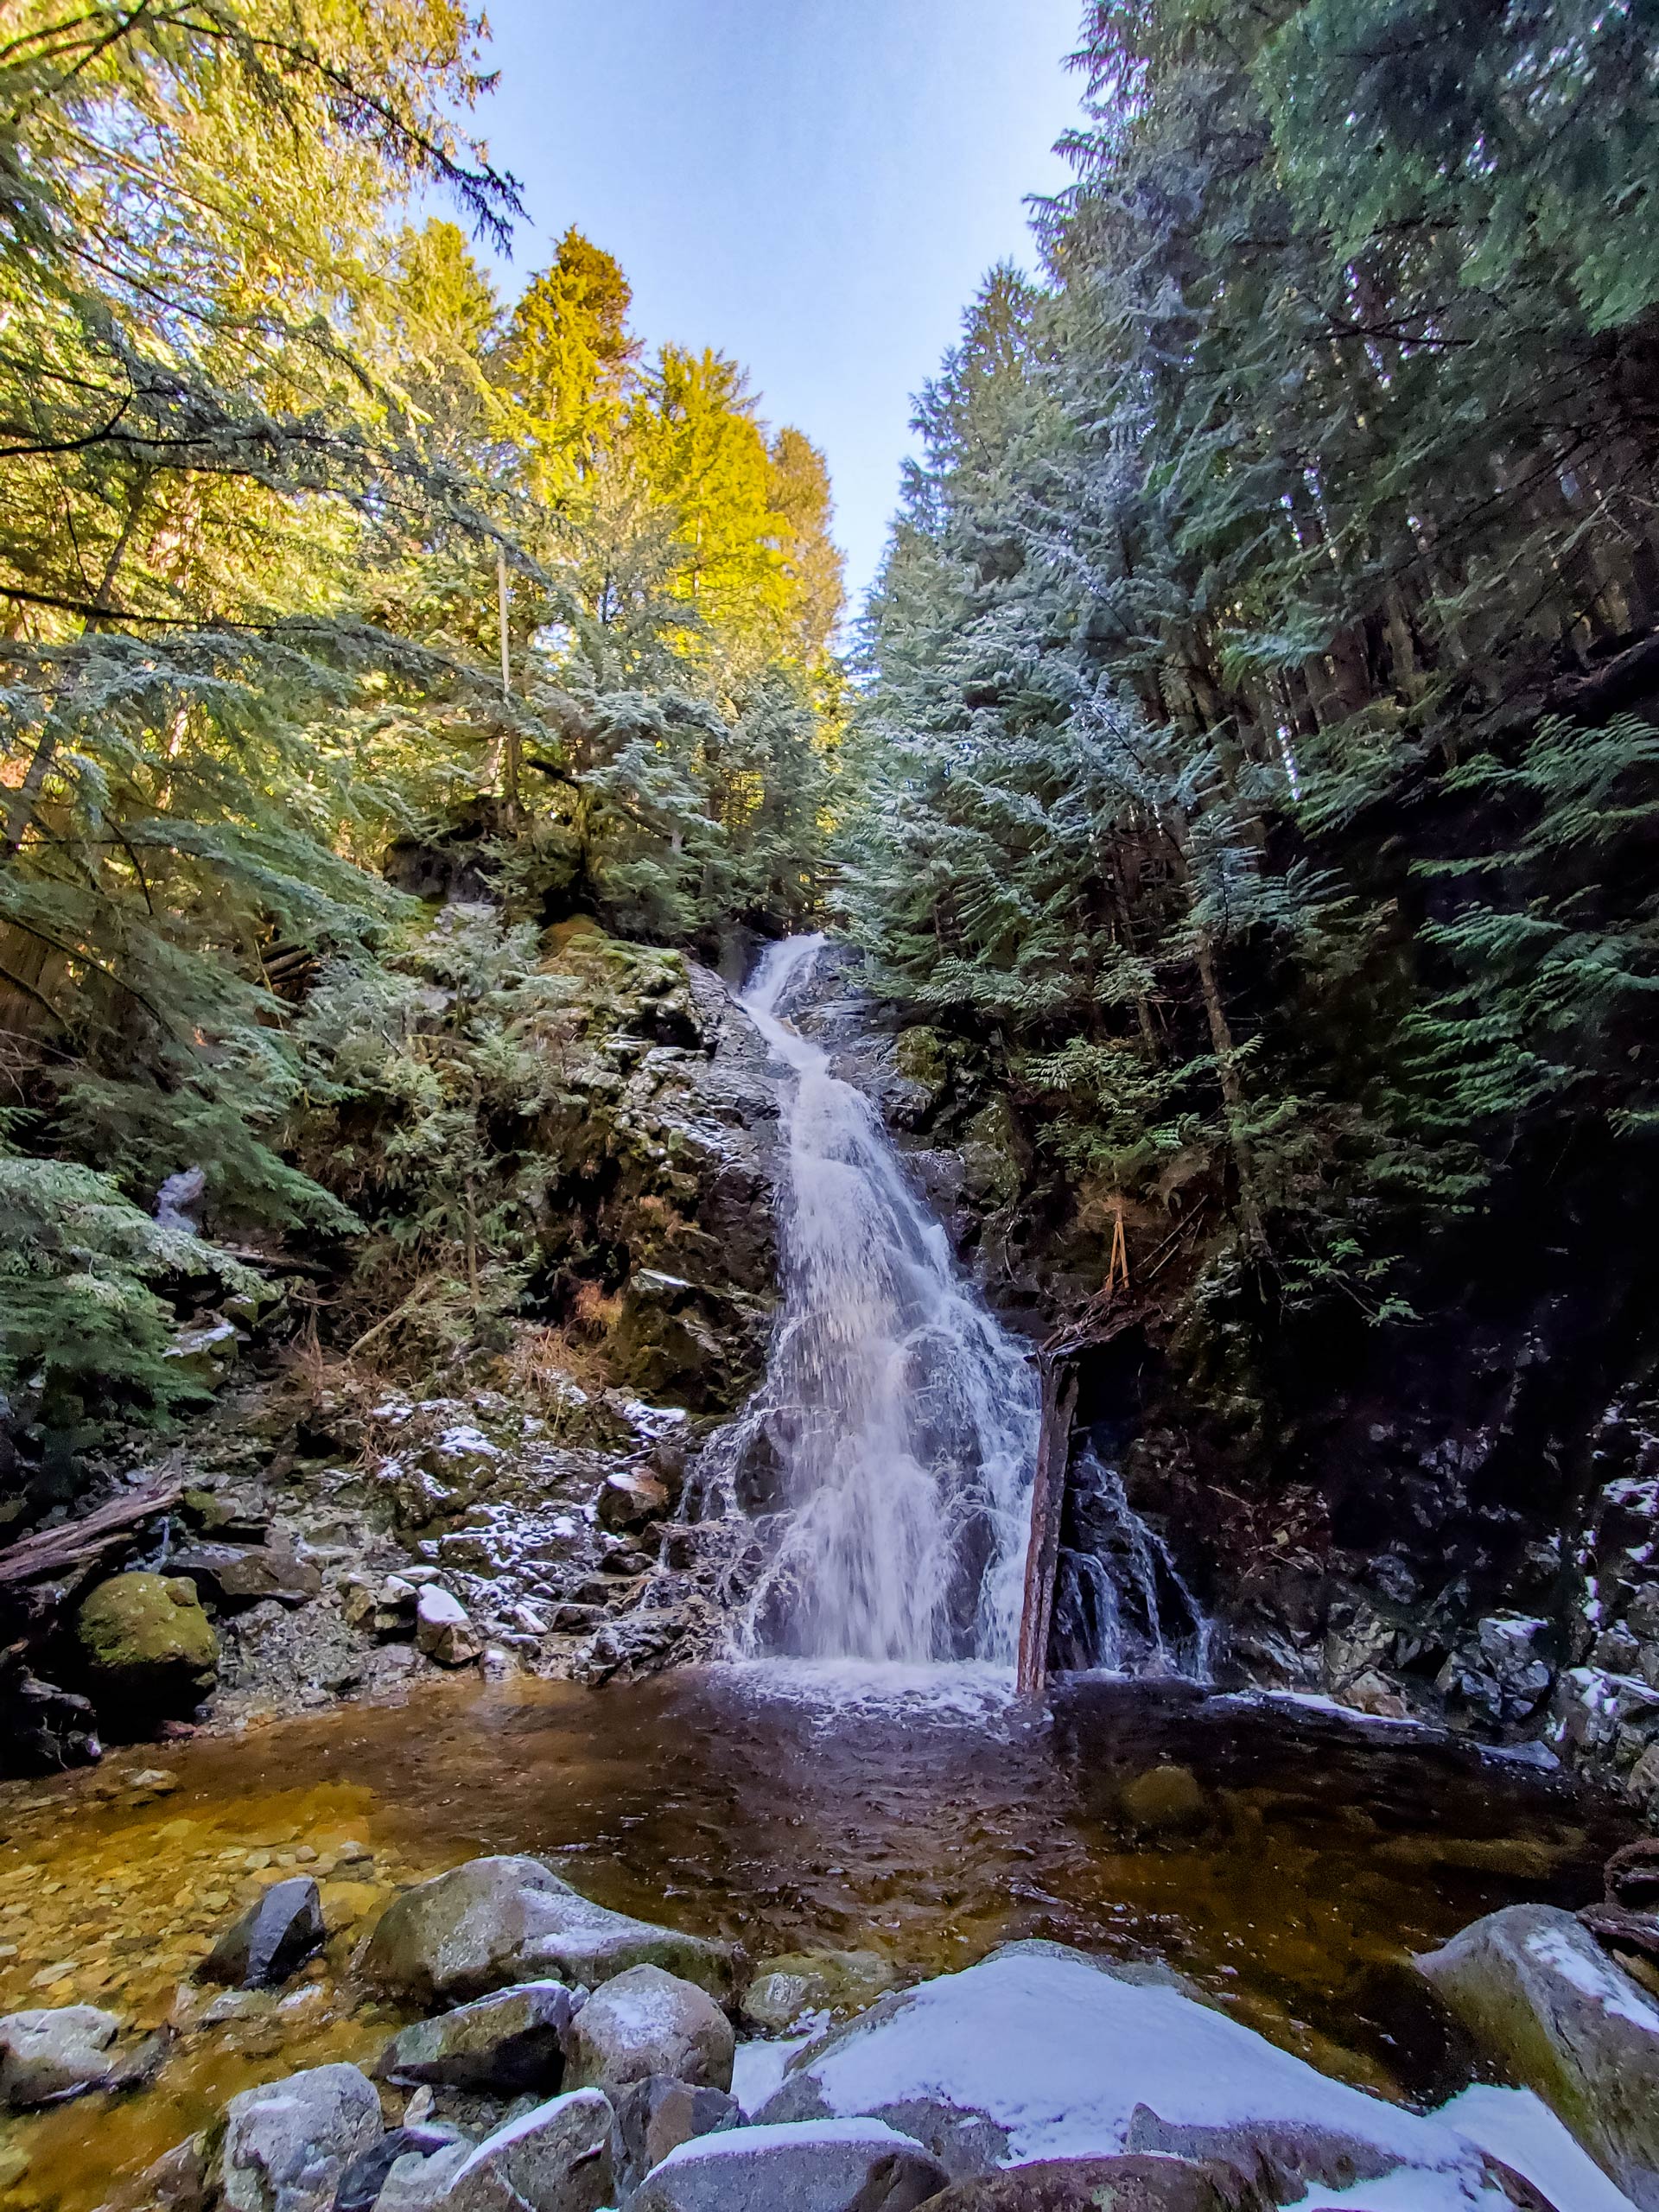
894,1026,950,1098
960,1095,1026,1209
75,1572,218,1714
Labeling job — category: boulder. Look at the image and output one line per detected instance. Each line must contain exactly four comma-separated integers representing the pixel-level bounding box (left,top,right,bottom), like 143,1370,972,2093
564,1964,734,2094
630,2117,948,2212
75,1572,218,1710
756,1944,1497,2195
171,1542,321,1611
219,2062,382,2212
360,1855,734,2006
1119,1767,1206,1836
373,2088,613,2212
416,1586,482,1668
742,1950,899,2037
204,1877,325,1987
609,2075,742,2202
916,2158,1271,2211
334,2127,467,2212
0,2005,120,2107
375,1980,575,2094
1418,1903,1659,2209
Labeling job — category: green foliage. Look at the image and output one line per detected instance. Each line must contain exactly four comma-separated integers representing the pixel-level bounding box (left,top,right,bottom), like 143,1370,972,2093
0,1152,255,1426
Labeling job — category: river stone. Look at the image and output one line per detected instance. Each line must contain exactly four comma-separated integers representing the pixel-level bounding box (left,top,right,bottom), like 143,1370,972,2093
610,2075,743,2202
75,1572,218,1709
0,2005,121,2107
756,1944,1496,2194
1418,1902,1659,2208
219,2062,383,2212
742,1950,899,2036
629,2117,949,2212
1119,1767,1206,1835
334,2126,467,2212
564,1964,734,2094
375,1980,575,2093
361,1856,734,2006
915,2158,1271,2211
374,2088,613,2212
204,1876,325,1987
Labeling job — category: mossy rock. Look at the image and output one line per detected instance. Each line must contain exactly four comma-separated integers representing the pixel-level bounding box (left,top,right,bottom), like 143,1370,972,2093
76,1572,218,1712
893,1026,950,1098
961,1094,1026,1208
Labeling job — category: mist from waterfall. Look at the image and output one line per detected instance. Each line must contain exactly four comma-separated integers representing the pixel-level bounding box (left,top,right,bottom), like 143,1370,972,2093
714,934,1041,1664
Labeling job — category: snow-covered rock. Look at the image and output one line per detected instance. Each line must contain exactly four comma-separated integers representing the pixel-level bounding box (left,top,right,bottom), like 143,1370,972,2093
754,1943,1522,2201
1420,1904,1659,2209
374,2088,613,2212
629,2116,948,2212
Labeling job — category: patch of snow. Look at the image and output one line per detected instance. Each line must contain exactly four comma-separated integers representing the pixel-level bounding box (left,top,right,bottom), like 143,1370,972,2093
653,2117,927,2170
1438,2084,1643,2212
1299,2170,1522,2209
617,1398,689,1439
1525,1923,1659,2032
416,1586,468,1630
432,1425,501,1460
784,1951,1485,2182
732,2032,818,2115
1223,1690,1433,1733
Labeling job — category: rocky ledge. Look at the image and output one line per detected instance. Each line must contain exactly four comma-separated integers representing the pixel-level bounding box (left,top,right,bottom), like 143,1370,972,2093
3,1848,1652,2212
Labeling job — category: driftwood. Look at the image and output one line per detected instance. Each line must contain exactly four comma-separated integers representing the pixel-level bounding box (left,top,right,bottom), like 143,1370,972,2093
0,1483,182,1589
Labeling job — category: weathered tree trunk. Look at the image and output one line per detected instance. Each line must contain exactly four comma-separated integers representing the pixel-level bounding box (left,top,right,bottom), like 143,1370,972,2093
1015,1356,1080,1699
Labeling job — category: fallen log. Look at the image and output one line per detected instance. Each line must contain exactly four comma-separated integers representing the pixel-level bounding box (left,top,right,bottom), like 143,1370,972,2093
0,1483,182,1588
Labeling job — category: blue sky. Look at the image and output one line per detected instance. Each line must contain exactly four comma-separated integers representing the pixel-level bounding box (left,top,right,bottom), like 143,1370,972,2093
469,0,1085,609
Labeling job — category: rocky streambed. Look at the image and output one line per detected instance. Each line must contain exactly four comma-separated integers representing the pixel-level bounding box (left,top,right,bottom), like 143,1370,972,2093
0,1670,1655,2212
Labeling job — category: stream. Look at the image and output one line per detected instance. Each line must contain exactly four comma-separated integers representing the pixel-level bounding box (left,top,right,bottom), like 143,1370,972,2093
0,1669,1629,2209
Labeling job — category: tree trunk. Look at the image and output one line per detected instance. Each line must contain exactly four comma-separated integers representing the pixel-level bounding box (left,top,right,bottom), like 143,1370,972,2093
1015,1356,1080,1699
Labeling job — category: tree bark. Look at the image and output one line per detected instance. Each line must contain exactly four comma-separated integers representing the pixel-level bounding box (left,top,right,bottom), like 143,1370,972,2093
1015,1356,1080,1699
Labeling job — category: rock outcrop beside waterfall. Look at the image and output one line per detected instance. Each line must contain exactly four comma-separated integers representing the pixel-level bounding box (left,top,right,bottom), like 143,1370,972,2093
0,924,788,1757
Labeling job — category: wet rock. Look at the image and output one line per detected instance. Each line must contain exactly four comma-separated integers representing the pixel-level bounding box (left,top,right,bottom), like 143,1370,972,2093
598,1471,671,1532
373,2088,613,2212
375,1981,575,2094
609,2075,742,2202
564,1963,734,2094
1418,1903,1659,2208
757,1944,1495,2194
76,1571,219,1711
0,2004,120,2107
219,2062,383,2212
360,1856,734,2007
416,1586,481,1668
204,1877,325,1987
741,1950,899,2036
916,2158,1270,2212
332,2126,467,2212
630,2118,946,2212
1119,1766,1206,1835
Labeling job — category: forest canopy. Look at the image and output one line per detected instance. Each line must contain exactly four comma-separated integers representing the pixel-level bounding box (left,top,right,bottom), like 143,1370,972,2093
0,0,842,1431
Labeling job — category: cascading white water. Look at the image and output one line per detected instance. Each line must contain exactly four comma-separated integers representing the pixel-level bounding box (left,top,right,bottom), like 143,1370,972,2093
717,934,1041,1664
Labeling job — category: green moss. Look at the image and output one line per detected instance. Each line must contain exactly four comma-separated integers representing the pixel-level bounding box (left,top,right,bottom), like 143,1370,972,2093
76,1573,219,1688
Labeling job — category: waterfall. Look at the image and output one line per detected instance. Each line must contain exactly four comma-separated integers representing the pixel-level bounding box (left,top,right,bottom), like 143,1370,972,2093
709,934,1040,1663
1050,1445,1211,1681
697,933,1210,1684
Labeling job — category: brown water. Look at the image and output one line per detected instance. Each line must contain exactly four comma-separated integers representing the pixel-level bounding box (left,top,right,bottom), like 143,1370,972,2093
0,1666,1631,2210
